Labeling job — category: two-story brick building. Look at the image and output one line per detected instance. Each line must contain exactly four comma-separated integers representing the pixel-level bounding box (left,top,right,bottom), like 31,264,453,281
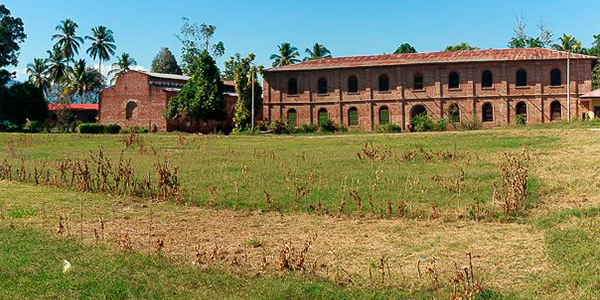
262,48,597,130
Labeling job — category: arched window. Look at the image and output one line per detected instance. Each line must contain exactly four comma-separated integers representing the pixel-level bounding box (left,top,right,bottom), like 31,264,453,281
448,72,460,89
550,101,562,121
287,109,297,126
482,103,493,122
348,76,358,93
516,69,527,87
288,78,298,95
413,73,424,90
125,101,137,120
411,104,427,120
318,108,328,126
482,70,493,88
448,103,460,123
516,101,527,123
317,77,328,94
379,106,390,125
378,74,390,92
550,69,562,86
348,107,359,126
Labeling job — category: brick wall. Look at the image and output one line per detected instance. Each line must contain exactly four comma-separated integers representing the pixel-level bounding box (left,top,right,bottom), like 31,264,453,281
263,59,594,130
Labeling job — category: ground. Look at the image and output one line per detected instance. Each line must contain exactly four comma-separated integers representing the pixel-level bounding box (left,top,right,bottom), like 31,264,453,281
2,125,600,299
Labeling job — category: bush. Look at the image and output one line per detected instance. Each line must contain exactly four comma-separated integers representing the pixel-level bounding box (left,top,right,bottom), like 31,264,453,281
104,124,121,134
516,115,526,125
298,123,317,133
121,126,149,134
70,120,83,133
23,120,43,133
377,123,402,133
78,123,105,134
319,118,338,132
455,117,482,131
412,114,446,132
0,120,21,132
269,120,295,134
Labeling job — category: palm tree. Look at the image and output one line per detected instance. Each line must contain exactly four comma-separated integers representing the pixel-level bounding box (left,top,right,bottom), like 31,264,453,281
304,43,332,61
108,53,137,84
270,43,300,67
63,59,104,96
85,25,116,76
46,46,69,84
26,58,51,94
52,19,84,64
552,34,582,53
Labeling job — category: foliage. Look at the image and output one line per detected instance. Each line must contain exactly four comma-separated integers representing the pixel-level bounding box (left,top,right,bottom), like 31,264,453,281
0,82,47,126
26,58,51,94
456,117,483,131
412,114,446,132
269,119,295,134
222,53,242,81
304,43,332,61
516,115,526,125
507,13,553,49
177,18,225,74
23,120,43,133
150,47,182,75
232,53,263,131
319,118,338,132
376,123,402,133
270,43,300,67
551,34,583,53
120,126,149,134
393,43,417,54
0,4,26,85
108,53,137,84
63,59,104,96
46,46,69,84
78,123,121,134
165,50,225,122
444,42,479,52
85,25,116,76
51,19,83,61
298,123,317,133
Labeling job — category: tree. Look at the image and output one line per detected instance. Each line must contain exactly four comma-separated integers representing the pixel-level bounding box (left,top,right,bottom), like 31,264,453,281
0,82,47,126
108,53,137,84
177,18,225,74
590,28,600,90
85,25,116,76
46,46,69,84
304,43,332,61
52,19,83,64
222,53,243,81
0,4,26,85
508,14,553,49
150,47,183,75
231,53,263,131
552,34,583,53
63,59,104,96
270,43,300,67
444,42,479,52
394,43,417,54
26,58,50,94
165,50,225,122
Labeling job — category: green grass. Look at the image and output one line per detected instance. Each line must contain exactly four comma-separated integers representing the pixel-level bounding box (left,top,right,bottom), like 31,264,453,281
0,131,555,215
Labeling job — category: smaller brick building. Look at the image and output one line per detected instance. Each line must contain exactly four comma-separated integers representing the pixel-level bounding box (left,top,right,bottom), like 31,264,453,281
99,71,237,133
48,103,98,123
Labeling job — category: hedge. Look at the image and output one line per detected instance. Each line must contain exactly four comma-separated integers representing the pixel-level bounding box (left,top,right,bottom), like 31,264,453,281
78,123,121,134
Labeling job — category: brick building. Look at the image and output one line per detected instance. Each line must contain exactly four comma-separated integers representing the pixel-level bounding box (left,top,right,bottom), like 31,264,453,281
99,71,237,133
263,48,597,130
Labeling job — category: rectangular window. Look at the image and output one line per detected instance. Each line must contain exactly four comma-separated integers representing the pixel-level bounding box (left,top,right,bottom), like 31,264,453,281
318,110,328,126
379,109,389,125
288,111,297,126
349,109,359,126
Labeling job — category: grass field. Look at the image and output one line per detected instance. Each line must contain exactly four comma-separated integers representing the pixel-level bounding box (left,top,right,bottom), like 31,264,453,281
2,127,600,299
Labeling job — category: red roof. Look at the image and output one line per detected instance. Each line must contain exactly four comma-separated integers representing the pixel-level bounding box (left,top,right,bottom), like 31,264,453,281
581,89,600,98
267,48,596,72
48,103,99,111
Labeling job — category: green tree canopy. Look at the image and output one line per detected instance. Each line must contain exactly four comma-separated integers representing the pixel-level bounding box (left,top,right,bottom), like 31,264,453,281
222,53,242,81
270,43,300,67
304,43,332,61
85,25,116,75
52,19,83,62
444,42,479,52
150,47,183,75
231,53,263,131
63,59,104,96
0,82,47,126
0,4,26,85
177,18,225,75
108,53,137,84
393,43,417,54
508,14,553,49
46,46,69,84
26,58,50,95
552,34,584,53
165,50,225,121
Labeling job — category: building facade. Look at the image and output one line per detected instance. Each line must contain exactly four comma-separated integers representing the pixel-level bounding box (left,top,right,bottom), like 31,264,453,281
262,49,597,130
99,71,237,133
48,103,98,124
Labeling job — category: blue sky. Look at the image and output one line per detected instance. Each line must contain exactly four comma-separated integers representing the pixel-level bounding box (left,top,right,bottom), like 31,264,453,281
5,0,600,81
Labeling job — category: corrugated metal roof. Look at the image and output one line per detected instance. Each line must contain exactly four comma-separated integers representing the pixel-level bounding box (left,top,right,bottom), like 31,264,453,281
48,103,99,111
266,48,597,72
581,89,600,98
144,72,190,81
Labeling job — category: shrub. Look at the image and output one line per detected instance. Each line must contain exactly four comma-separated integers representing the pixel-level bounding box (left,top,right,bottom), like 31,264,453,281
412,114,446,132
70,120,83,133
516,115,526,125
23,120,43,133
377,123,402,133
269,120,295,134
78,123,105,134
104,124,121,134
455,117,482,130
0,121,22,132
319,118,338,132
121,126,149,134
298,123,317,133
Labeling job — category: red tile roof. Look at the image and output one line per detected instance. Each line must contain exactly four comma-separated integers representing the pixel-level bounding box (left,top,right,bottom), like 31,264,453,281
267,48,596,72
581,89,600,98
48,103,99,111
